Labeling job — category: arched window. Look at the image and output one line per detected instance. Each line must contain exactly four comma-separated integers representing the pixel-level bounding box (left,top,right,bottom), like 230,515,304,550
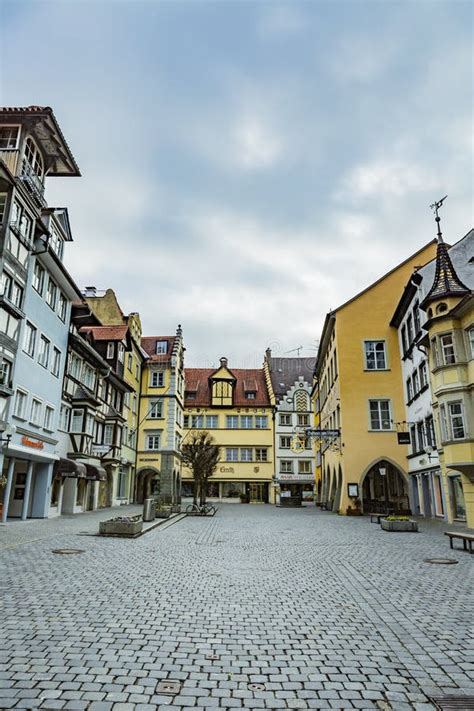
436,302,448,314
23,136,44,180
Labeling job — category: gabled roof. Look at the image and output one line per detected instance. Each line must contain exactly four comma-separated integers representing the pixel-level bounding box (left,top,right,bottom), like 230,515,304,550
267,356,316,402
0,105,80,176
79,325,129,341
185,367,271,407
141,336,176,363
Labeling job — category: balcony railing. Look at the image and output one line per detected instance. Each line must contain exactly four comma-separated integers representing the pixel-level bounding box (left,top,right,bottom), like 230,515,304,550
18,160,46,206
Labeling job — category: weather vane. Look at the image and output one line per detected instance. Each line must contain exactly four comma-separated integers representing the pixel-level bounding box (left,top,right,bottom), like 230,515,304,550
430,194,448,242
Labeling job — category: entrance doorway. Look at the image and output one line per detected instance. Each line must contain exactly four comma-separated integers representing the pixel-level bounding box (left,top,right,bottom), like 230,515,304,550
362,460,410,514
249,483,266,503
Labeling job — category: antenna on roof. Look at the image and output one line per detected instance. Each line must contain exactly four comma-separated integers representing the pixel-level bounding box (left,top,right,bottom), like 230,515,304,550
284,345,303,356
429,194,448,243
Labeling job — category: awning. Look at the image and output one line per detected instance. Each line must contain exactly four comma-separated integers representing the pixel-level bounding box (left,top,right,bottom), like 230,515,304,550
84,463,107,482
53,458,87,479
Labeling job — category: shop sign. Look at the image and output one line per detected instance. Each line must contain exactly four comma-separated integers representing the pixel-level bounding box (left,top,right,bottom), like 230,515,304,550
92,444,110,455
278,473,313,482
21,436,44,450
220,466,235,473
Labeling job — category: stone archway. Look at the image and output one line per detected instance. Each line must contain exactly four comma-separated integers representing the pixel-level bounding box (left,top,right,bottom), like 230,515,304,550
136,467,160,504
332,465,343,513
328,467,337,509
361,459,410,514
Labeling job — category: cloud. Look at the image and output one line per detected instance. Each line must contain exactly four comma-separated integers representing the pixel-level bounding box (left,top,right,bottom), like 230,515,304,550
336,158,439,201
257,5,306,38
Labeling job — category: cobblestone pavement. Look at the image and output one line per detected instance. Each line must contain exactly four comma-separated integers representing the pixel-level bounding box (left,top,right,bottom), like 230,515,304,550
1,505,473,711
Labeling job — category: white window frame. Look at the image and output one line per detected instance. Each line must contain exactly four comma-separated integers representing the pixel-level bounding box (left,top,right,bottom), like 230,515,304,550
255,415,267,429
106,342,115,359
23,321,37,357
0,125,21,150
44,405,54,432
255,448,268,462
38,334,50,368
240,415,253,429
191,415,203,428
155,341,167,354
298,460,312,474
46,278,57,310
149,401,163,419
71,408,84,433
448,401,466,440
57,292,67,322
226,448,238,462
279,413,292,426
364,340,387,370
440,333,456,365
151,371,164,387
226,415,239,429
280,436,291,449
146,433,161,450
206,415,218,428
368,399,392,431
14,389,28,420
30,397,43,426
240,448,253,462
32,260,45,295
281,460,293,473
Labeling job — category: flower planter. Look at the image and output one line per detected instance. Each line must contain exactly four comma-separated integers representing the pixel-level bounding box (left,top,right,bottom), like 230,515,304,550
240,497,249,504
99,517,143,537
380,518,418,532
155,508,171,519
280,496,302,508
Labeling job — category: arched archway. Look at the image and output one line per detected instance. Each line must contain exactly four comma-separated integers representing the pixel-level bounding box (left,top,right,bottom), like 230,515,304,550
136,467,160,504
332,464,343,513
361,459,410,514
328,467,337,509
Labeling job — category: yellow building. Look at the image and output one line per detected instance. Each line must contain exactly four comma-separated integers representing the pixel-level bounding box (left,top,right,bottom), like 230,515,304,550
182,358,274,503
136,327,185,505
314,240,438,515
419,221,473,529
84,288,145,502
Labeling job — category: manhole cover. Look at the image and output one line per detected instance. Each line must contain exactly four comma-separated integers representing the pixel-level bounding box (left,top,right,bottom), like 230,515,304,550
248,683,265,691
51,549,85,555
205,653,219,660
156,680,182,695
424,558,459,565
430,696,474,709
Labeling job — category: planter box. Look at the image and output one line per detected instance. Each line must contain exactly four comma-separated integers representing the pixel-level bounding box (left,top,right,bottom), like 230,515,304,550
99,518,143,536
155,509,171,519
381,519,418,532
280,497,302,508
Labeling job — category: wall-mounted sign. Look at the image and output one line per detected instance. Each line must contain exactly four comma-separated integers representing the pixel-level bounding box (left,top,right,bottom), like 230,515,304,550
347,483,359,498
397,432,411,445
220,466,235,473
21,436,44,450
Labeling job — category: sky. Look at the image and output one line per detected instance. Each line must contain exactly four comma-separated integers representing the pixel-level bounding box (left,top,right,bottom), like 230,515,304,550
0,0,472,367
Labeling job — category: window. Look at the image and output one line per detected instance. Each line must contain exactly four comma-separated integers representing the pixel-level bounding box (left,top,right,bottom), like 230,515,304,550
32,261,45,295
412,370,419,396
146,433,161,450
281,460,293,473
69,353,82,380
44,406,54,431
49,224,63,259
155,341,167,354
413,301,421,335
468,328,474,359
448,402,466,440
406,378,413,402
23,136,44,179
226,448,238,462
206,415,218,428
38,335,50,368
425,416,436,448
106,342,115,359
82,363,95,390
23,321,37,357
417,422,425,451
127,354,133,371
431,337,440,367
245,392,256,399
439,405,448,442
280,413,292,426
240,448,252,462
59,404,70,431
1,271,12,299
0,359,11,386
191,415,204,428
104,424,114,446
440,334,456,365
14,389,27,419
255,415,268,429
0,194,6,224
11,282,23,308
280,436,291,449
255,448,268,462
226,415,238,429
297,414,309,427
183,415,189,428
57,292,67,322
240,415,253,429
365,341,387,370
0,125,20,149
151,371,164,387
71,409,83,432
30,398,42,426
401,326,408,354
149,401,163,419
46,279,57,310
298,461,311,474
369,400,392,430
118,343,124,363
410,425,416,453
419,361,428,388
406,315,413,345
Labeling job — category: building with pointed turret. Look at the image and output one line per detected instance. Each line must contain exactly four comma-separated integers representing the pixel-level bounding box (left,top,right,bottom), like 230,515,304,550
418,214,473,528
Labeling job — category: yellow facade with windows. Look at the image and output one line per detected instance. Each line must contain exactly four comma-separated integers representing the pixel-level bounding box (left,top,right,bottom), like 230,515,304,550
315,241,438,515
182,358,275,503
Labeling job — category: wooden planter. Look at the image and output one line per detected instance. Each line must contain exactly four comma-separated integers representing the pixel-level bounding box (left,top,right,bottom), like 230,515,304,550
280,497,302,508
381,519,418,532
99,518,143,537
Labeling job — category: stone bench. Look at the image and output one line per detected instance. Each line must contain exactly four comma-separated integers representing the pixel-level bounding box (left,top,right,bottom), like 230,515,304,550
444,531,474,553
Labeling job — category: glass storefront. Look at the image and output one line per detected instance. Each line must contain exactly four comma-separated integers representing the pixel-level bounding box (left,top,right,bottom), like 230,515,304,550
450,475,466,520
221,482,245,498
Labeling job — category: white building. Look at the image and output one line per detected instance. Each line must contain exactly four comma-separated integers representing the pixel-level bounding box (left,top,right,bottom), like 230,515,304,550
264,351,316,505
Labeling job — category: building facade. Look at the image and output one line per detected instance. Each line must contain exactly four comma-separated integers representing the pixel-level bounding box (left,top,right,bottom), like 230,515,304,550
264,351,316,504
419,225,473,529
83,287,145,503
314,241,438,516
183,358,274,503
0,106,81,521
391,272,445,519
136,327,184,505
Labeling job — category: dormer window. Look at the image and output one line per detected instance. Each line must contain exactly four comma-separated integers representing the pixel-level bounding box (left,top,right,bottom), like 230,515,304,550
156,341,167,354
50,223,64,259
118,343,124,363
246,392,256,400
106,342,115,359
0,126,20,150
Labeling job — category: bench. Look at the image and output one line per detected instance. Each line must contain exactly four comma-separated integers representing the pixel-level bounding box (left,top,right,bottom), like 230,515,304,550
444,531,474,553
369,513,385,524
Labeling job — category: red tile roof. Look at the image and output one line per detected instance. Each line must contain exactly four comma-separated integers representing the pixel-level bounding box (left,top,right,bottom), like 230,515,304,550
141,336,176,362
79,325,128,341
184,368,270,407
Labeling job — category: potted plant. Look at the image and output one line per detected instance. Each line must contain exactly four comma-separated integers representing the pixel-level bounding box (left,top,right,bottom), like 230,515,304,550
239,493,249,504
346,498,362,516
381,515,418,532
99,514,143,537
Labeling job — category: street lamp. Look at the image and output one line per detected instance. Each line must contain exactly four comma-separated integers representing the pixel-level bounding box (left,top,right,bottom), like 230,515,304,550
0,423,14,446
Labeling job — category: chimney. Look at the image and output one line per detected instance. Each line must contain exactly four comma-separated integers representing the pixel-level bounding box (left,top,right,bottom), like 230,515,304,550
84,286,97,297
220,357,228,368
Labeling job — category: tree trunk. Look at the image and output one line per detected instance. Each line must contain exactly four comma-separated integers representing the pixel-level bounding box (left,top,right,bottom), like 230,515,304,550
193,478,198,505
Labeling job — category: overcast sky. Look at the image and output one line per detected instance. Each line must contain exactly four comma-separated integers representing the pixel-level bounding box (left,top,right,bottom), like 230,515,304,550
1,1,472,367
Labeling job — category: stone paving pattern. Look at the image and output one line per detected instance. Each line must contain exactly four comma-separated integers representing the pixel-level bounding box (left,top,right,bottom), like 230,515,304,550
0,504,473,710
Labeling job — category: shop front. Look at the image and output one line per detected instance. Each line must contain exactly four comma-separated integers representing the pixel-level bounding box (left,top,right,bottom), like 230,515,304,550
181,479,272,503
49,458,87,517
62,461,106,514
276,473,315,506
410,468,446,519
449,473,467,521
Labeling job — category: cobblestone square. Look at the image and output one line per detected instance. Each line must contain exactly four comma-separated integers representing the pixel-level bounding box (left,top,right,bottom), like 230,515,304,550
0,505,473,710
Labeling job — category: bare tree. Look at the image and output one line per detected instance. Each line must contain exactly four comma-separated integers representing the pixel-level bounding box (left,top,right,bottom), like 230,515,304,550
181,431,220,506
